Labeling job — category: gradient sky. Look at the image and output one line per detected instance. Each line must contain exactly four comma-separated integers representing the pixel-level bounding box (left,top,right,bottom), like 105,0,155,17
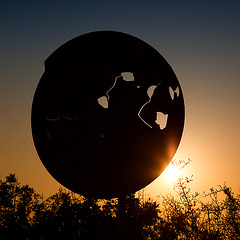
1,1,240,198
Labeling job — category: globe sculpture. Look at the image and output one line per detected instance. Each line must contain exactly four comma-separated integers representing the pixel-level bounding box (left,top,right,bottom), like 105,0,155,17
31,31,185,198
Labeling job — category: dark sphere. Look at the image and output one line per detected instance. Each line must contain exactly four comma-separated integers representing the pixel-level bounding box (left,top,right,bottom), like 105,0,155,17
31,31,184,198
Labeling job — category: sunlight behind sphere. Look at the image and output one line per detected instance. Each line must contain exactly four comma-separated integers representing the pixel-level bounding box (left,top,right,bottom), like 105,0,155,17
31,31,184,198
163,163,180,182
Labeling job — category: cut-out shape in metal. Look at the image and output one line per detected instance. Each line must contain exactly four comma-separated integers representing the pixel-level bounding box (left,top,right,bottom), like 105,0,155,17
31,31,185,198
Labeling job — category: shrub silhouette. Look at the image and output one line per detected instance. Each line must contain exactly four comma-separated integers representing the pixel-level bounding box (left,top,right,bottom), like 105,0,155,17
0,171,239,239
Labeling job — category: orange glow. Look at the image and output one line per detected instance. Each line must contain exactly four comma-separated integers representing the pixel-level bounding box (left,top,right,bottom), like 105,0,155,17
163,163,180,182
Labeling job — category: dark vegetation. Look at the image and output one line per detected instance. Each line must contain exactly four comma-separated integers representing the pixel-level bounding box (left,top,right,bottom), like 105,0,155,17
0,171,239,240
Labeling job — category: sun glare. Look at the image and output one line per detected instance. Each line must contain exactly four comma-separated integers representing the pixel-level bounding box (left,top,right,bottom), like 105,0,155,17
163,163,180,182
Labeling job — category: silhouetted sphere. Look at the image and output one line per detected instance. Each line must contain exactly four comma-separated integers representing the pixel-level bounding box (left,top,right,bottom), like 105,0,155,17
31,31,184,198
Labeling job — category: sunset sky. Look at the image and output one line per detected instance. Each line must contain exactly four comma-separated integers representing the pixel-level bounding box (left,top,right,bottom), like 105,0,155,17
1,1,240,198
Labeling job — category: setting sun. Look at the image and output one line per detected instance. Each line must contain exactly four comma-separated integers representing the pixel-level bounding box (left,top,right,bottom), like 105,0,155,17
163,163,180,182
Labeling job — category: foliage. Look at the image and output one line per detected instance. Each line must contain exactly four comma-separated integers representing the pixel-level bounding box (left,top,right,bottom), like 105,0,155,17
0,173,40,239
0,172,239,239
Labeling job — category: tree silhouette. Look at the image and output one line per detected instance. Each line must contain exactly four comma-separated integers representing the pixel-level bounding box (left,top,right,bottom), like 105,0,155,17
0,172,239,239
0,174,40,239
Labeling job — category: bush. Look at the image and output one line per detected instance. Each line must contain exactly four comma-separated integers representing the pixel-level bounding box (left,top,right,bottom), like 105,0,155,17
0,171,239,239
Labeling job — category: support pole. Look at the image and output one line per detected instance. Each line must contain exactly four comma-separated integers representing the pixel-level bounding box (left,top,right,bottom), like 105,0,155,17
117,194,127,240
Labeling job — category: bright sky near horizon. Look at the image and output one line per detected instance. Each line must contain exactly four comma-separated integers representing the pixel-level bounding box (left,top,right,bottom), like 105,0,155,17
0,1,240,198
